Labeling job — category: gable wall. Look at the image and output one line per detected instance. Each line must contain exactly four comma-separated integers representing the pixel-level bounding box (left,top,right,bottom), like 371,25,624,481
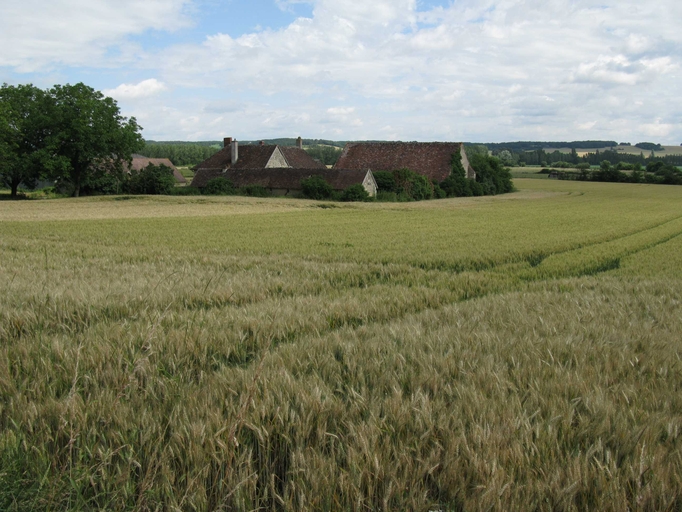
266,147,289,168
363,172,377,197
460,145,476,179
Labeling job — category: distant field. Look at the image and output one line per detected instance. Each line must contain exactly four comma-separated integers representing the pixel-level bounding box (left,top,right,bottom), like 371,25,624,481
509,167,550,179
544,144,682,158
177,165,195,181
1,180,681,510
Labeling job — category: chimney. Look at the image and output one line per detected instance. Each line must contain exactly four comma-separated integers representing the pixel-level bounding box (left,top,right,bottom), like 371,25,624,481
297,136,303,149
231,139,238,164
224,137,232,148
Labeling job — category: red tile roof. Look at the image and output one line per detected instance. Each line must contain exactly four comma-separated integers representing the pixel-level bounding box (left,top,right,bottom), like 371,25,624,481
280,147,324,168
194,145,325,171
334,142,473,182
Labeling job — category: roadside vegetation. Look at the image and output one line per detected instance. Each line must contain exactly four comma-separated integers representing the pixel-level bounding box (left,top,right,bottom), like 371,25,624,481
1,179,681,510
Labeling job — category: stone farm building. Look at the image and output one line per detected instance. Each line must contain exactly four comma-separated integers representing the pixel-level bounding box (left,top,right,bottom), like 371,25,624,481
334,142,476,181
193,137,323,172
129,155,187,184
191,137,377,197
191,168,377,197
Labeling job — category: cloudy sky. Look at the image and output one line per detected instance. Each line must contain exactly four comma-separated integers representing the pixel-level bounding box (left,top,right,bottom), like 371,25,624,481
1,0,680,143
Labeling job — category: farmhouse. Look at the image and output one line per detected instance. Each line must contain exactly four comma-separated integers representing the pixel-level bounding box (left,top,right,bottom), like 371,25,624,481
191,167,377,197
191,136,377,197
334,142,476,181
194,137,324,172
129,155,187,184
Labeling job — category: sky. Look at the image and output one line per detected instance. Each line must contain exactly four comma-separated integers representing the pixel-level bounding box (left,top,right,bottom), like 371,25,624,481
1,0,680,143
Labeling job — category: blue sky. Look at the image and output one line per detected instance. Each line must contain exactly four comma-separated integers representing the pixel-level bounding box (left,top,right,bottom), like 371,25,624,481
1,0,680,143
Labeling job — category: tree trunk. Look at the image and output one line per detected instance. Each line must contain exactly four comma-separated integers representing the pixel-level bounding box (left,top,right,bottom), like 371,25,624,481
72,169,81,197
10,175,20,198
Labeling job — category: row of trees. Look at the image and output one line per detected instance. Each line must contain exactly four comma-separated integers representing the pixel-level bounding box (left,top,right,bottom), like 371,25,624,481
303,145,343,166
0,83,143,197
554,160,682,185
138,143,220,166
496,147,682,168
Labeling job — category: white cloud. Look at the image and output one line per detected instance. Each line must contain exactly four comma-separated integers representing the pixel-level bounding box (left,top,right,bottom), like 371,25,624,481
7,0,681,142
104,79,167,100
0,0,191,71
577,121,598,131
327,107,355,115
641,119,674,138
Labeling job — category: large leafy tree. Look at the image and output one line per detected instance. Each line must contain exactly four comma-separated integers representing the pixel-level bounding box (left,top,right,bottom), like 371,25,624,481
469,153,514,195
0,84,54,197
49,83,143,197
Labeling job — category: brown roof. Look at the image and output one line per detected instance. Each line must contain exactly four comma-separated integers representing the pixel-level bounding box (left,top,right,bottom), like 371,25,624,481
194,145,325,171
190,168,371,191
129,155,186,183
333,142,473,182
280,147,325,168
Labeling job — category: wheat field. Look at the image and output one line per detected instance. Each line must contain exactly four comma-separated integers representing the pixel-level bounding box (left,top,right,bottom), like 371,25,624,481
1,180,681,511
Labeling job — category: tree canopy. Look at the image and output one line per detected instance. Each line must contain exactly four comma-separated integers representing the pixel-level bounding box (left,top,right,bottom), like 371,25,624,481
50,83,143,197
0,82,143,197
0,84,54,197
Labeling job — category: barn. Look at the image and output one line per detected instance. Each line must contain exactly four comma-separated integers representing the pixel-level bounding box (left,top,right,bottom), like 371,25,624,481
194,137,324,173
333,141,476,181
191,167,377,197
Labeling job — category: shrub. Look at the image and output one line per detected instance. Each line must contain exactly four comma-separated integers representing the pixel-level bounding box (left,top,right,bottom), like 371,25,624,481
551,161,572,169
169,186,202,196
391,168,433,200
409,173,433,200
301,175,333,200
576,163,591,171
469,180,484,196
340,184,370,202
440,174,472,197
125,164,176,195
239,185,270,197
203,177,235,195
615,161,634,171
375,191,397,202
432,183,446,199
82,172,125,195
373,171,396,193
470,154,514,195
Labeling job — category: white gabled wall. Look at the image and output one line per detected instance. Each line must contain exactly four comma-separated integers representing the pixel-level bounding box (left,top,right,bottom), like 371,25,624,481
363,171,378,197
460,145,476,180
266,147,289,168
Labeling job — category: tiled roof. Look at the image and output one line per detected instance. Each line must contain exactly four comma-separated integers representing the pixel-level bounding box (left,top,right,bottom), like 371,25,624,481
194,145,325,171
280,147,325,168
190,168,370,191
129,155,186,183
334,142,473,182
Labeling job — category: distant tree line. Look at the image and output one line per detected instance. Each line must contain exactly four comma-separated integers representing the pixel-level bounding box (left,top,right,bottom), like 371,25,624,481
303,145,343,166
552,160,682,186
138,143,221,166
1,82,143,197
484,140,618,152
499,148,682,168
